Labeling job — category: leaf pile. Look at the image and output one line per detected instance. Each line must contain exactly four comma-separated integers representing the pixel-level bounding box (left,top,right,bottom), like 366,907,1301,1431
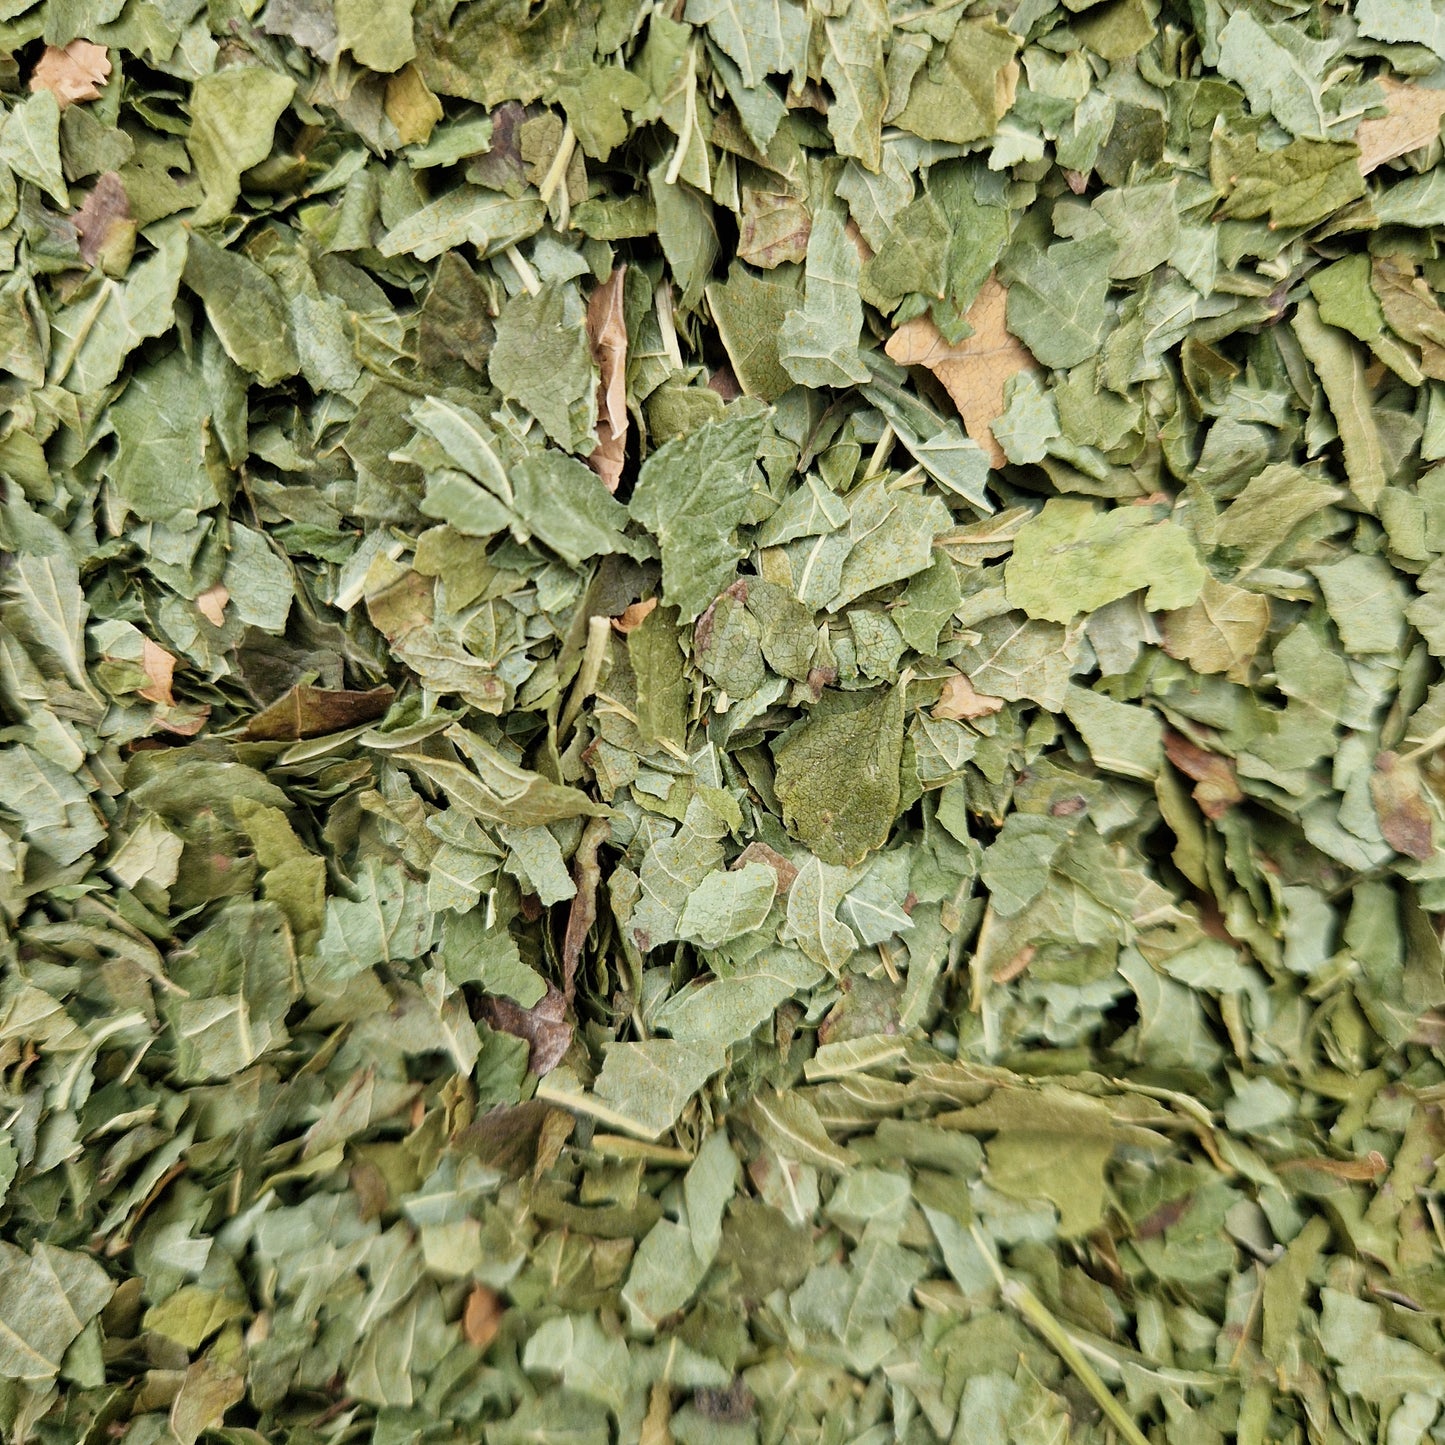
2,1,1445,1442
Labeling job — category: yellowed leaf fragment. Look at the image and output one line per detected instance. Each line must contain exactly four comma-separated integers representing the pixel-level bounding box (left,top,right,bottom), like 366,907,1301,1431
884,273,1036,469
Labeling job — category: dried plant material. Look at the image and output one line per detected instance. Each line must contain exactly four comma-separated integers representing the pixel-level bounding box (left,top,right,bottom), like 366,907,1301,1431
885,273,1036,469
733,840,799,894
462,1285,504,1349
932,671,1007,720
195,583,229,626
738,188,811,269
29,40,111,108
1371,751,1435,860
484,986,572,1075
240,684,395,741
612,597,658,633
1164,731,1244,819
561,816,609,993
1356,76,1445,175
73,172,132,267
138,638,177,706
15,5,1445,1440
586,266,628,494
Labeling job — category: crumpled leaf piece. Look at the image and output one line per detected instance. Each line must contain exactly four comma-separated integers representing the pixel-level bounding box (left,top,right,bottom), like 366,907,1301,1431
589,1038,727,1140
779,208,870,388
1356,76,1445,175
773,684,905,866
485,986,573,1075
489,283,598,454
629,401,769,622
187,66,297,227
1005,499,1206,624
241,685,395,741
29,40,111,109
891,19,1019,145
885,273,1036,469
585,266,628,493
0,1243,115,1382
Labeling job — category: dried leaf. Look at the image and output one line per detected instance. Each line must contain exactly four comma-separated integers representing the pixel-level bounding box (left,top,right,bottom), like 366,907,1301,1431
462,1284,504,1349
1163,730,1243,819
73,172,132,267
241,685,395,741
196,584,229,626
612,598,658,633
29,40,111,109
586,266,629,493
884,273,1036,469
932,671,1006,720
484,986,573,1075
1371,751,1435,860
1356,76,1445,175
139,638,177,706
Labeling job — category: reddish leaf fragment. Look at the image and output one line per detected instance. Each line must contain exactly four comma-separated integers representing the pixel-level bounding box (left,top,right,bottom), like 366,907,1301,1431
733,841,798,895
1371,751,1435,861
484,986,572,1075
561,816,610,996
1163,730,1243,819
73,172,131,266
138,638,177,706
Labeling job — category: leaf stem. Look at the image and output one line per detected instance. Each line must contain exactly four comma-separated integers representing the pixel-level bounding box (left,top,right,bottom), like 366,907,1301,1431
968,1223,1153,1445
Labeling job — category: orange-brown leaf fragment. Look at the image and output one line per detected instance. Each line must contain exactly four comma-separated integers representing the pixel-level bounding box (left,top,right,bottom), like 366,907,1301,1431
586,266,628,494
1371,751,1435,860
612,597,658,633
1356,77,1445,176
1163,730,1243,820
196,584,229,627
138,638,177,706
463,1285,504,1350
30,40,111,108
884,273,1036,469
932,672,1006,721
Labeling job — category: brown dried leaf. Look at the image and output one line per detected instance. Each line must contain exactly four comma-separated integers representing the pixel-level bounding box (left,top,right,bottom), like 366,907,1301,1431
884,273,1036,470
73,172,132,266
612,597,658,633
1357,77,1445,176
155,706,211,737
1163,730,1243,819
29,40,111,108
1371,751,1435,860
733,841,799,895
196,584,229,627
562,816,610,995
586,266,628,494
138,638,177,706
483,986,572,1075
241,684,395,741
462,1285,504,1350
932,672,1006,720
